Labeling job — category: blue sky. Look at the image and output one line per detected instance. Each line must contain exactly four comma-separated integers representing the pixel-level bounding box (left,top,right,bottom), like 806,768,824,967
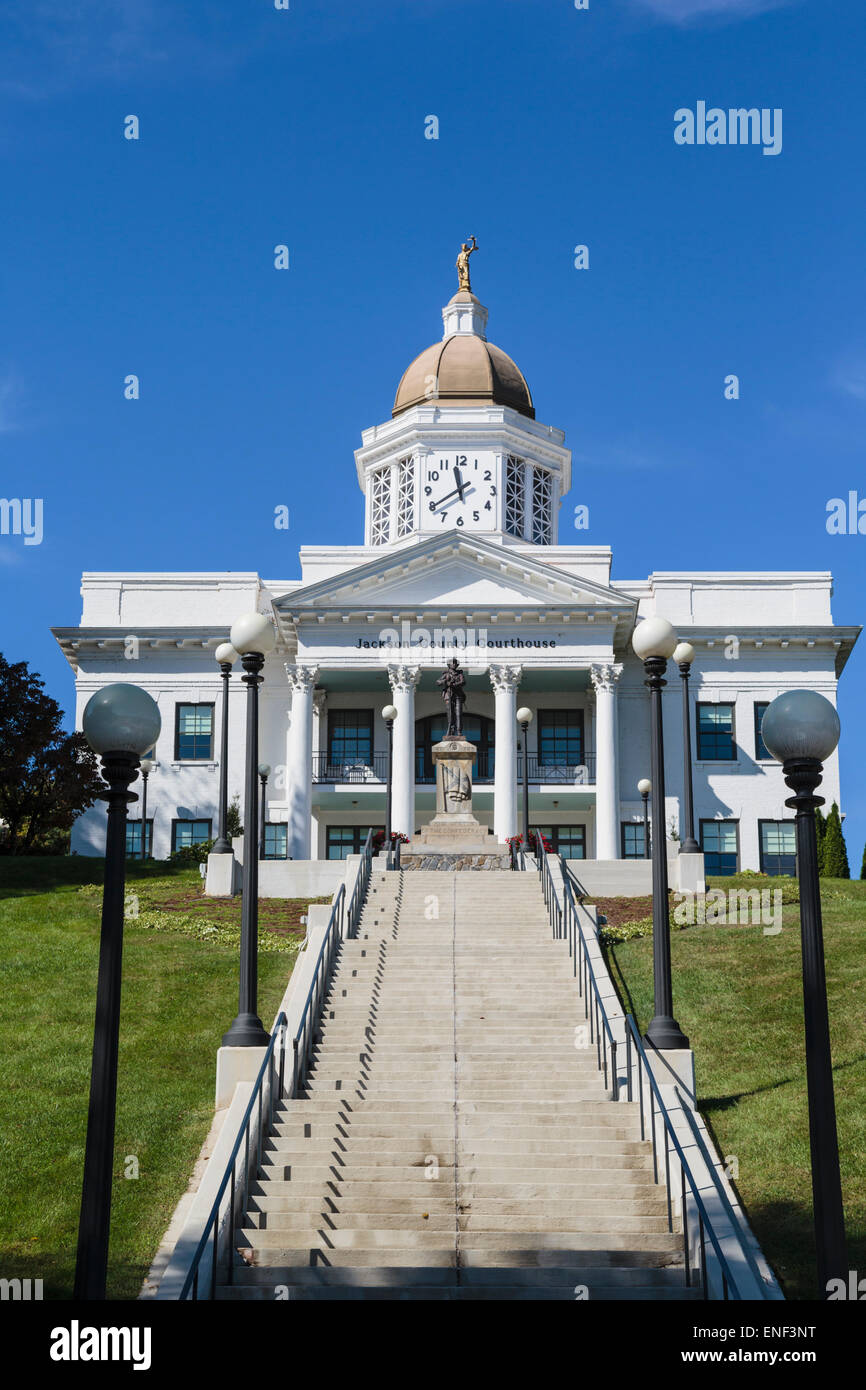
1,0,865,863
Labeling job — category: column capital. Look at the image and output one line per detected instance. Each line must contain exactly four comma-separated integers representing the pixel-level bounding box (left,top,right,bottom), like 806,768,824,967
387,663,422,695
312,688,327,717
589,662,624,695
285,662,319,694
488,663,522,695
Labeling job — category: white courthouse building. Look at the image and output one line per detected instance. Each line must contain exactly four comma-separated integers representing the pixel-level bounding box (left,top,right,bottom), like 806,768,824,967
55,276,859,875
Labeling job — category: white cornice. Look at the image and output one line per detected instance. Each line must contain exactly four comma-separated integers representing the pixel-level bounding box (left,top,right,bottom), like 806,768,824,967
354,404,571,491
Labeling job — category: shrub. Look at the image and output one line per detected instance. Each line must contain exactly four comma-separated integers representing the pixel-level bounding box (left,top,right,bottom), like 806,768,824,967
168,839,215,866
822,803,850,879
226,795,243,840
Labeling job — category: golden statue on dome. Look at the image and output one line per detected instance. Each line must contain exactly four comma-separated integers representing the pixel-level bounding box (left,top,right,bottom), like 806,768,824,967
456,237,478,293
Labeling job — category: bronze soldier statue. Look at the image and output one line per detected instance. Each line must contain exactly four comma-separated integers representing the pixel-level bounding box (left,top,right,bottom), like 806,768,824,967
438,657,467,738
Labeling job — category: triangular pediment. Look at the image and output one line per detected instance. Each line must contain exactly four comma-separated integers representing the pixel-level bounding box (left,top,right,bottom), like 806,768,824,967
272,535,634,616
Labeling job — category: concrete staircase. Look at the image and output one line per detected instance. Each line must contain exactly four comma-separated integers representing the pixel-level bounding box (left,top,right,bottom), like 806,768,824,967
221,869,697,1300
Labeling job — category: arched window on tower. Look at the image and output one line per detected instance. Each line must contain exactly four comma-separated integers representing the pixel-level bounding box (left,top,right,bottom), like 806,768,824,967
531,466,553,544
505,454,525,538
370,466,391,545
396,456,414,537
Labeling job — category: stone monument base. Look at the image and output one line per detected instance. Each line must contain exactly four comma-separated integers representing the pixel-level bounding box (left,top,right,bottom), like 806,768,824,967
400,848,512,871
402,730,511,868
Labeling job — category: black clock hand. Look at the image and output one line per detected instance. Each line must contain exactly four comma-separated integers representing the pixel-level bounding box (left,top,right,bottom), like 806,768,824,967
454,466,466,502
430,484,462,510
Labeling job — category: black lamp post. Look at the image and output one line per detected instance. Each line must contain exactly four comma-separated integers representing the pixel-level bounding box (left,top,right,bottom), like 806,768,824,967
673,641,700,855
258,763,270,860
632,618,690,1052
74,683,162,1301
222,613,275,1050
382,704,397,849
138,758,153,860
638,778,651,859
761,689,848,1294
517,707,533,847
213,642,238,854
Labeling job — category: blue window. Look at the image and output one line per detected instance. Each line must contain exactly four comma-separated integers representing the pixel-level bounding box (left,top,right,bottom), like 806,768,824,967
328,710,374,764
621,822,647,859
326,826,383,860
754,703,772,761
760,821,796,877
697,704,736,761
534,825,586,860
175,704,214,761
126,820,153,857
263,824,288,859
171,819,212,852
537,709,584,767
700,820,739,876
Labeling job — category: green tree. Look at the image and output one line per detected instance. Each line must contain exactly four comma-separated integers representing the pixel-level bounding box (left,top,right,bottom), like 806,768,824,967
0,653,104,854
860,842,866,881
814,806,826,875
821,802,850,880
226,794,243,840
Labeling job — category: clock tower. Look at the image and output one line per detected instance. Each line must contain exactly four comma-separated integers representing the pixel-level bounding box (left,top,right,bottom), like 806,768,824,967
355,256,571,549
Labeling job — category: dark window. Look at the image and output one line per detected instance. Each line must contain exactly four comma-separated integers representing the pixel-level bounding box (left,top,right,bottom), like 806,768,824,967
415,713,495,783
175,704,214,761
534,825,586,860
700,819,739,876
263,824,288,860
328,710,374,765
326,826,383,860
754,703,772,761
537,709,584,767
621,822,647,859
697,703,736,761
171,819,212,852
759,820,797,877
126,820,153,857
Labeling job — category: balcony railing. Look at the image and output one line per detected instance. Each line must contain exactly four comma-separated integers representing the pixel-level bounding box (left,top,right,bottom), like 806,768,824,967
518,753,596,784
312,752,389,783
416,749,495,784
312,750,596,785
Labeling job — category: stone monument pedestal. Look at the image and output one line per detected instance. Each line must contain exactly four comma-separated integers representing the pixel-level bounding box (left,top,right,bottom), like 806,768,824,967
403,736,510,866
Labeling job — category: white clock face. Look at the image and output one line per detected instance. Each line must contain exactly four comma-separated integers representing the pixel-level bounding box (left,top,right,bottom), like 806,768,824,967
421,453,498,531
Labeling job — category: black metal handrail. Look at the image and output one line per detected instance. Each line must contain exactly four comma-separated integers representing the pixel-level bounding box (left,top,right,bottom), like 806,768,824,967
386,835,402,871
624,1015,750,1300
179,1013,287,1301
558,859,619,1100
181,882,350,1300
290,884,346,1098
347,829,373,938
534,846,757,1297
510,839,526,871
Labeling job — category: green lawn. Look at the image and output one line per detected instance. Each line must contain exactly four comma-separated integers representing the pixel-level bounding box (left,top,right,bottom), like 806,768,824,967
602,875,866,1300
0,856,323,1300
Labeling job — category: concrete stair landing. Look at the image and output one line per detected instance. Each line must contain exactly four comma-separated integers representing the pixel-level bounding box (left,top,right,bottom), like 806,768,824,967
219,870,696,1301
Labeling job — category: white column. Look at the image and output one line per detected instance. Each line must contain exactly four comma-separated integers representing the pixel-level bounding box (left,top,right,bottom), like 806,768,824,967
490,664,522,842
285,663,318,859
387,664,421,838
590,663,623,860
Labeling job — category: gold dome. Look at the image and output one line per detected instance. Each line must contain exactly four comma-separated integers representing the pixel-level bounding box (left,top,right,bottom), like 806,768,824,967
392,293,534,419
